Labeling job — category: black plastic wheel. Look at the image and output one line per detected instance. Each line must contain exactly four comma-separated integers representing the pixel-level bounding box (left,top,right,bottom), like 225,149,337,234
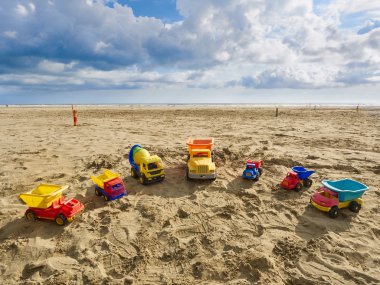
328,206,339,218
131,168,138,179
349,201,361,213
305,179,313,188
139,174,147,185
95,188,102,196
55,214,67,226
294,183,302,192
186,167,192,181
25,211,36,221
258,168,263,176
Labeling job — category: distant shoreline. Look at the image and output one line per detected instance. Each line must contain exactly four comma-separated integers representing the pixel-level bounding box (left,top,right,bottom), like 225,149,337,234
1,103,380,109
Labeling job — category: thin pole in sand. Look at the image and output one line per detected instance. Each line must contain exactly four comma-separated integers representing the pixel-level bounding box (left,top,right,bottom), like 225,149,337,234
356,105,359,113
275,107,279,117
72,105,78,126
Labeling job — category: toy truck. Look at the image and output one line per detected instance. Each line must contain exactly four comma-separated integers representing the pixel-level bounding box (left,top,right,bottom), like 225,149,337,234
19,184,84,226
310,179,369,218
243,160,263,180
186,138,216,180
129,145,165,185
91,170,126,201
280,166,315,192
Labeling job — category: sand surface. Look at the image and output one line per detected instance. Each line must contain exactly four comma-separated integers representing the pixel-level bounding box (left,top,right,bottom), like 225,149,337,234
0,106,379,285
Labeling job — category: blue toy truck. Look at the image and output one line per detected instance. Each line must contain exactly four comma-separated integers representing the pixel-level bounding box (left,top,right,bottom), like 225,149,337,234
91,170,126,201
242,160,263,180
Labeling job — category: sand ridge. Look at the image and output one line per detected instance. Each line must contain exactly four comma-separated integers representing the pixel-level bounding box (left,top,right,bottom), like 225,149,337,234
0,106,379,284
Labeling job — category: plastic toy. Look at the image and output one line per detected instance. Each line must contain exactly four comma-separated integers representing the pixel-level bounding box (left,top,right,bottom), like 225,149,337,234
129,145,165,185
186,138,216,180
242,160,263,180
310,179,369,218
19,184,84,226
280,166,315,191
91,170,126,201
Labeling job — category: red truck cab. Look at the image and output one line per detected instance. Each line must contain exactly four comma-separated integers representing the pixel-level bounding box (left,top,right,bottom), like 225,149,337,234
280,172,301,190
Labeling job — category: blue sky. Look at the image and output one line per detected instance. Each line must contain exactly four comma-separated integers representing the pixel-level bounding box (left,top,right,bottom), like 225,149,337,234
0,0,380,104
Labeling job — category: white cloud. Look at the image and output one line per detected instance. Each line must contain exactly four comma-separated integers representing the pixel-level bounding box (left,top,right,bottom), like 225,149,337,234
3,30,17,39
15,4,28,16
1,0,380,93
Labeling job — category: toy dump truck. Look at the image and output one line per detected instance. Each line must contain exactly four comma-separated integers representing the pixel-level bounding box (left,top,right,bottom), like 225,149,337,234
310,179,369,218
129,145,165,185
91,170,126,201
186,138,216,180
19,184,84,226
243,160,263,180
280,166,315,192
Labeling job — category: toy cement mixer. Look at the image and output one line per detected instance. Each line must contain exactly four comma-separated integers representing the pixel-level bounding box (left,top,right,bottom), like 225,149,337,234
128,144,165,185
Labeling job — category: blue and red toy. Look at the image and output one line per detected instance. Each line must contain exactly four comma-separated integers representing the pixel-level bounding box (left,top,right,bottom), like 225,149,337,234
242,160,263,180
91,170,126,201
280,166,315,192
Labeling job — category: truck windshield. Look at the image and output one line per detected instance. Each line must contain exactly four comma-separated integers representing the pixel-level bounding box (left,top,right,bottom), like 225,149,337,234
112,184,122,191
148,162,159,170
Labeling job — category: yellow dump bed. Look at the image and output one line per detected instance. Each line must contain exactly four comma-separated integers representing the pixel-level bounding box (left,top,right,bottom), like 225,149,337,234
91,170,120,189
187,138,214,152
19,184,68,209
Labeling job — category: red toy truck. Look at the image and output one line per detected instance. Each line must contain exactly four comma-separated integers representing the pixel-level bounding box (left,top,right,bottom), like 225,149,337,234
280,166,315,192
20,184,84,226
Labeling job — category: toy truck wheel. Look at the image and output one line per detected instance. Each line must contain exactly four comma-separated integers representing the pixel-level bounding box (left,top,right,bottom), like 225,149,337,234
328,206,339,218
305,179,313,188
95,188,102,196
186,167,192,181
25,210,36,221
55,214,67,226
294,183,302,192
131,168,138,178
349,201,361,213
139,174,146,185
103,195,110,201
258,168,263,176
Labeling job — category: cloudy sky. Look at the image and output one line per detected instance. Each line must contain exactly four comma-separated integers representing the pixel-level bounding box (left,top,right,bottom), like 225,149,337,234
0,0,380,104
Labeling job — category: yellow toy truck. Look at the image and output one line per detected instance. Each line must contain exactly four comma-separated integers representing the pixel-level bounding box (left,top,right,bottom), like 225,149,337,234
129,145,165,185
186,138,216,180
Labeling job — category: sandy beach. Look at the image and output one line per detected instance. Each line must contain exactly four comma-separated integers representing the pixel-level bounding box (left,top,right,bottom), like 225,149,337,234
0,106,379,285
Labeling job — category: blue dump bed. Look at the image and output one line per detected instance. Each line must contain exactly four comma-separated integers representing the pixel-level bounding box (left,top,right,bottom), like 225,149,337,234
291,166,315,180
322,179,369,202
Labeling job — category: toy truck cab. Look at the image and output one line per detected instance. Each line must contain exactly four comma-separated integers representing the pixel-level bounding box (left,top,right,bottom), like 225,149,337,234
243,160,263,180
129,144,165,185
187,138,216,180
91,170,126,201
20,184,84,226
280,166,314,191
310,179,368,218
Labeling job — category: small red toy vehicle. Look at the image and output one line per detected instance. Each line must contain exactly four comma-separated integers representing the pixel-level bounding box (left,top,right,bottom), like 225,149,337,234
20,184,84,226
280,166,315,192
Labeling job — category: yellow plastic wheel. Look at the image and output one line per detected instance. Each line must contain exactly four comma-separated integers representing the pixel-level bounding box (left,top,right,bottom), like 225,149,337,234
55,215,66,226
